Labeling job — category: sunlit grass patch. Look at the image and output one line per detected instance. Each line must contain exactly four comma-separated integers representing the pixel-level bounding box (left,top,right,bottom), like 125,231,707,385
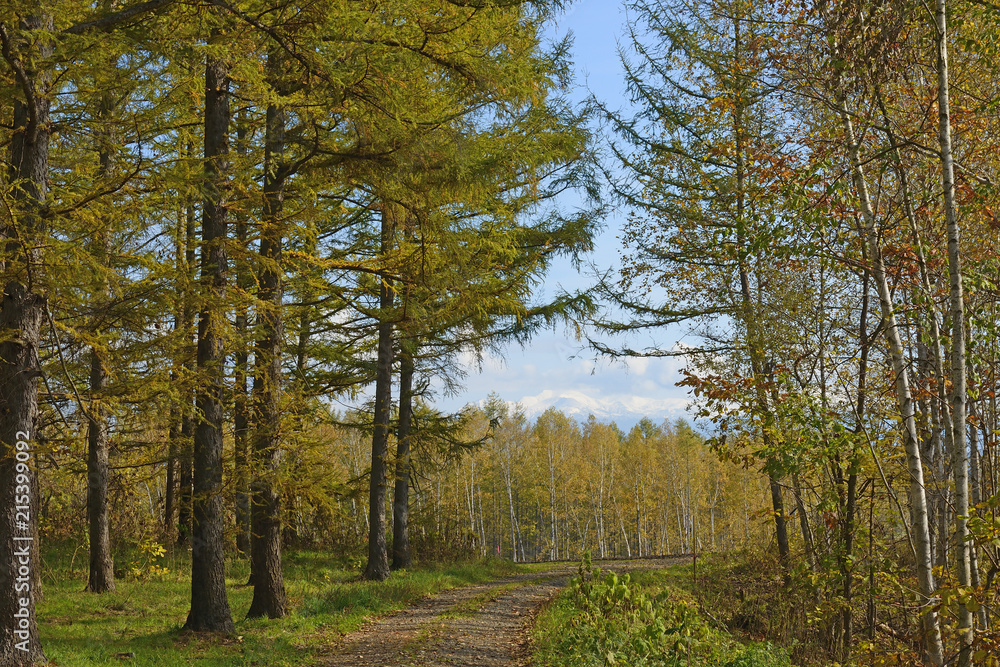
39,542,525,666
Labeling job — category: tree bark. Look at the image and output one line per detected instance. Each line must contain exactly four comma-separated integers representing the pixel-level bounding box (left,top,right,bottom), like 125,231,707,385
176,196,196,546
233,118,251,559
183,42,235,635
391,343,415,570
935,0,973,660
873,78,955,575
86,347,114,593
839,266,870,663
164,406,177,542
177,414,194,544
86,65,117,593
837,95,944,666
364,208,394,582
0,12,51,664
234,336,250,557
247,77,288,619
969,401,988,629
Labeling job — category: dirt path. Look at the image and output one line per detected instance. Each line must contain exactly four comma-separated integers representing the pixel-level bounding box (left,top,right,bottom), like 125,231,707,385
315,557,685,667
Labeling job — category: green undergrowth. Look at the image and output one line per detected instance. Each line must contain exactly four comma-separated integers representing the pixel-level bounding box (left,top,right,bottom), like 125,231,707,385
533,553,792,667
38,541,526,666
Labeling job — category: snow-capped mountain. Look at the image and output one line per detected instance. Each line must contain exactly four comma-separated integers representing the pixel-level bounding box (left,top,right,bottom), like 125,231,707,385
511,390,691,428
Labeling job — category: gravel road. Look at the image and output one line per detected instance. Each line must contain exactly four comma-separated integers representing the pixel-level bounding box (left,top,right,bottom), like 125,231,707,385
316,557,686,667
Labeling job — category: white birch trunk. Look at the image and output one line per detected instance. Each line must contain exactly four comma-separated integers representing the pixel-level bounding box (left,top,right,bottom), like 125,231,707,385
935,0,973,659
836,97,945,666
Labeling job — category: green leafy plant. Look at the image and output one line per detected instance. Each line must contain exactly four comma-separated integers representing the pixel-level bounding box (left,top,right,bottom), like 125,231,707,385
128,538,170,580
535,555,792,667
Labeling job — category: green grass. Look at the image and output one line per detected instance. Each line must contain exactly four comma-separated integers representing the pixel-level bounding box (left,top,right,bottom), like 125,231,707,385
532,555,793,667
38,543,525,666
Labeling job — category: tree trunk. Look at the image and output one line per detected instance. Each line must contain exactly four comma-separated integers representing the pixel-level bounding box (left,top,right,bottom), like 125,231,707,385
507,465,519,561
86,348,114,593
233,118,251,559
791,473,815,571
184,44,235,635
247,83,288,620
0,284,45,664
364,208,394,582
176,197,196,546
177,414,194,544
730,13,789,574
935,1,973,660
839,267,870,663
837,95,944,665
969,401,988,629
234,346,250,557
0,12,52,663
872,77,956,576
86,67,117,592
165,407,177,542
392,344,414,570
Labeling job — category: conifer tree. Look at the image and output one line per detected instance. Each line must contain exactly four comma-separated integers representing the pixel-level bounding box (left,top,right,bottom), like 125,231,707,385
0,6,52,661
246,49,289,619
596,0,794,571
183,5,235,633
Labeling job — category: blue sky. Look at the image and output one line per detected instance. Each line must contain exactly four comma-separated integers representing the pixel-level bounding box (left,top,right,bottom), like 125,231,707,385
434,1,695,427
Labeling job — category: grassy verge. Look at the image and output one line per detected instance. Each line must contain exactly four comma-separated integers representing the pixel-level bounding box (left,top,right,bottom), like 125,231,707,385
39,543,524,666
532,554,792,667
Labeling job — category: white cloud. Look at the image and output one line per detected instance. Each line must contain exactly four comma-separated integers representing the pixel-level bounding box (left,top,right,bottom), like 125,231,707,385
436,324,698,427
626,356,650,376
515,389,691,425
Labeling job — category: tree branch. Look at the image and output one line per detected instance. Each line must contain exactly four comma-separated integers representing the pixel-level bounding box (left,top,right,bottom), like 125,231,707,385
64,0,177,34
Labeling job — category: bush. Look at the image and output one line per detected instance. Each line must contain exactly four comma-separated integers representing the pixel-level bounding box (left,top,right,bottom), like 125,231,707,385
535,553,793,667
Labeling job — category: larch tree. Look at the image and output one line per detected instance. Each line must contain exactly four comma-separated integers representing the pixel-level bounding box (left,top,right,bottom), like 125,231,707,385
321,0,599,580
0,0,176,658
0,5,53,662
596,0,797,572
183,2,236,633
246,47,289,620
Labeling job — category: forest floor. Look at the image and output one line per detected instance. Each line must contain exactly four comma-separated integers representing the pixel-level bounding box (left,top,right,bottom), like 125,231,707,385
314,557,686,667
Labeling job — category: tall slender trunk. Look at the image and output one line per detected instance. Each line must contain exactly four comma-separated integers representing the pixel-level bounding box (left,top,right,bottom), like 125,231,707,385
836,94,944,665
247,74,288,618
87,346,114,593
184,39,235,634
506,462,518,561
165,206,187,543
364,207,394,582
165,404,177,542
731,13,789,573
838,267,870,663
475,461,486,554
935,0,973,659
233,118,251,558
876,79,955,575
0,13,51,662
177,412,194,544
791,473,815,571
176,197,196,546
549,452,558,560
392,342,414,570
86,76,116,593
969,401,988,629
